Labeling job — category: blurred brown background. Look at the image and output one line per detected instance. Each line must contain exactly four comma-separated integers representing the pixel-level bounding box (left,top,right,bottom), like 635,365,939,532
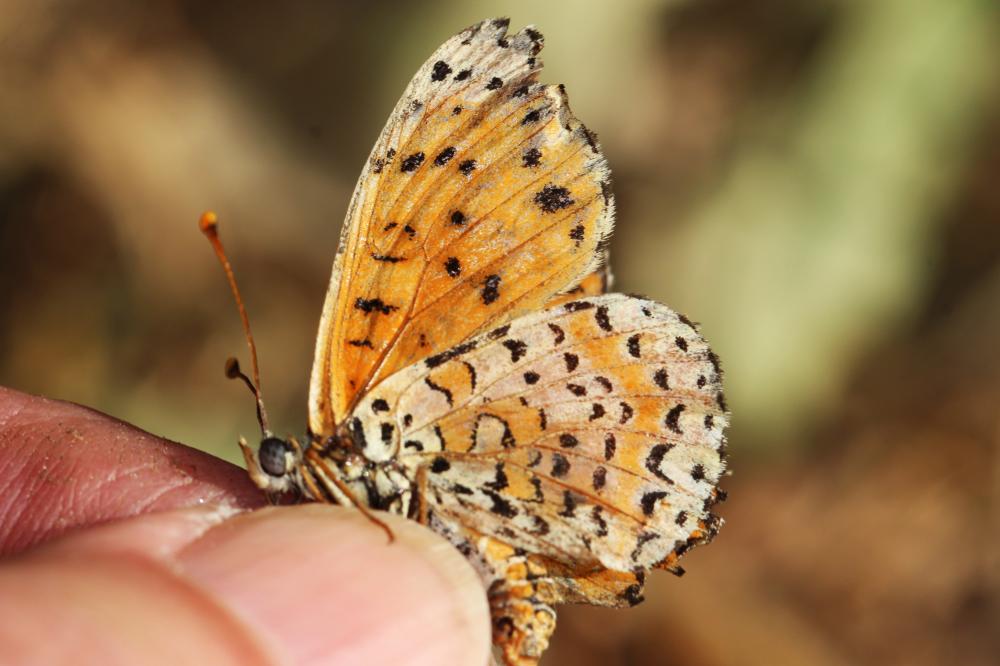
2,1,999,664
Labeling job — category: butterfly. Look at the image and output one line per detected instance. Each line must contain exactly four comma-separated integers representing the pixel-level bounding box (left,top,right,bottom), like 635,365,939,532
201,18,728,666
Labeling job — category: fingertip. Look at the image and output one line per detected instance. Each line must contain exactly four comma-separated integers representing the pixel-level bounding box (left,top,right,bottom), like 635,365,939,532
180,505,492,666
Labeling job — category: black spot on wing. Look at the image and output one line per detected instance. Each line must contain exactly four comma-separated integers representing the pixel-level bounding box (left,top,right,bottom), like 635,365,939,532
348,339,374,348
434,146,456,166
591,506,609,536
534,185,574,213
604,433,616,460
488,324,510,340
592,466,607,490
481,274,501,304
485,462,509,491
548,323,565,345
450,210,466,225
486,76,503,90
484,490,518,518
502,339,528,362
559,490,579,518
349,417,366,451
355,298,397,315
400,152,425,172
563,352,579,371
522,109,542,125
523,371,540,385
595,305,612,331
601,180,613,204
551,453,570,477
559,433,579,448
430,60,452,81
627,334,641,358
645,444,675,483
665,404,686,434
563,300,594,312
458,159,477,176
425,339,477,368
707,350,722,375
430,456,450,473
371,253,404,263
653,368,670,390
371,398,389,413
444,256,461,277
530,515,550,535
641,491,668,517
528,476,544,503
523,147,542,167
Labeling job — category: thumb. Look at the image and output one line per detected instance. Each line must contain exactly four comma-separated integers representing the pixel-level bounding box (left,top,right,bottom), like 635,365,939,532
0,503,492,666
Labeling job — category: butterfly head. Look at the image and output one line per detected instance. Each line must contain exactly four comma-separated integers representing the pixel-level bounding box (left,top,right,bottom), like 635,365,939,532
240,435,303,494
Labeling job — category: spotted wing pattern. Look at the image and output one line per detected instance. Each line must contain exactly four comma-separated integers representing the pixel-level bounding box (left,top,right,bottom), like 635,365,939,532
354,293,728,573
309,19,614,436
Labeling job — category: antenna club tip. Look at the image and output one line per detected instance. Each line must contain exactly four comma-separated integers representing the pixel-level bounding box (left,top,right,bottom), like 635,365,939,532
199,211,219,234
224,356,242,378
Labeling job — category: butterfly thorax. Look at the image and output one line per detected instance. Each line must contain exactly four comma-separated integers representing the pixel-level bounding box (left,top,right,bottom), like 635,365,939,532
297,425,416,516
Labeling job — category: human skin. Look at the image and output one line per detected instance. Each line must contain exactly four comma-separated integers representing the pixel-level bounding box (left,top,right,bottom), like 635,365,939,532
0,386,491,665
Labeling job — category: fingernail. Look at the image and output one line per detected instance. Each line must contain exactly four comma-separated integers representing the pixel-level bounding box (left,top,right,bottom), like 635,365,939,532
178,504,491,666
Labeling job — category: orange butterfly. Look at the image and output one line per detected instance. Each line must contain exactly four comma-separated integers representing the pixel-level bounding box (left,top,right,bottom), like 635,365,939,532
202,19,727,665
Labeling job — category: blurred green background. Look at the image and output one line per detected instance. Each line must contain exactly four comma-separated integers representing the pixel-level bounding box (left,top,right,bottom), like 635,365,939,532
2,1,998,664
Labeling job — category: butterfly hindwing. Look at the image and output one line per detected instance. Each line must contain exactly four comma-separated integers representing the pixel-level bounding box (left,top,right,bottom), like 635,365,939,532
352,293,727,574
309,19,614,436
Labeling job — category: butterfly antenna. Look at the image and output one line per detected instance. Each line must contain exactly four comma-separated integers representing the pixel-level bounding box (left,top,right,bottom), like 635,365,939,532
199,211,272,436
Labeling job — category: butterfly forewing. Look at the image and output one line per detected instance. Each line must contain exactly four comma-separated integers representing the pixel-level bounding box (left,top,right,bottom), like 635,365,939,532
309,19,614,436
352,294,727,573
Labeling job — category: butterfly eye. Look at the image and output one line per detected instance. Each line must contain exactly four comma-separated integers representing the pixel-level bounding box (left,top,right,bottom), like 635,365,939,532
258,437,291,477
